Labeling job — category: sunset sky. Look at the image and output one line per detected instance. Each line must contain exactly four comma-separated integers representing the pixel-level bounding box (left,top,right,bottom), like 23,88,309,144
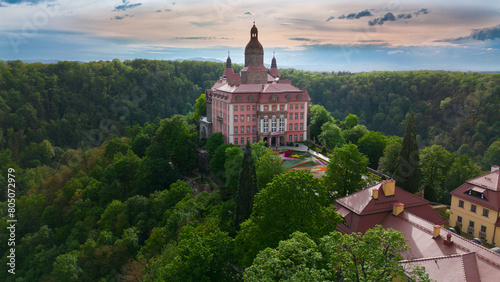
1,0,499,72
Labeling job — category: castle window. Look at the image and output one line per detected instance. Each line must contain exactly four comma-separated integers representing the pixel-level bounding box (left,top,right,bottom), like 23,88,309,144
286,95,291,101
234,126,238,133
271,116,277,132
241,106,244,111
297,94,302,100
252,105,256,111
252,126,256,133
272,105,276,111
241,116,244,122
235,138,238,144
300,113,304,119
252,115,256,122
234,116,238,122
300,123,303,130
271,95,278,102
289,124,293,131
236,96,241,102
249,96,254,102
295,104,299,109
263,117,269,133
279,116,285,132
247,106,250,111
289,113,293,120
280,105,284,111
300,134,303,141
301,104,304,109
247,115,250,122
295,123,298,130
234,106,238,111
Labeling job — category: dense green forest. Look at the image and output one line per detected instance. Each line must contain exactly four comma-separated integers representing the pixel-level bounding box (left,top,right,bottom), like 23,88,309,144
0,59,499,280
282,69,500,159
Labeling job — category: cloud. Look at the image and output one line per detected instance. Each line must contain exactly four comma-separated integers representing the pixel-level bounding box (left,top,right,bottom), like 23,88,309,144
114,0,142,11
243,11,252,16
0,0,53,5
368,12,395,25
174,37,232,40
414,8,429,16
335,9,372,20
289,37,312,41
369,8,429,26
164,8,171,12
326,16,335,22
397,13,412,20
112,14,134,20
437,24,500,43
388,50,403,55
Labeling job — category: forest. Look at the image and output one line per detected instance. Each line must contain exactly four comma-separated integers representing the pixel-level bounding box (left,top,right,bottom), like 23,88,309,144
0,59,499,280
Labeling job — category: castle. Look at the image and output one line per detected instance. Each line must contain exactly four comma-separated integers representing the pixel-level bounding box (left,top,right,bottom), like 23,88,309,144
200,23,310,146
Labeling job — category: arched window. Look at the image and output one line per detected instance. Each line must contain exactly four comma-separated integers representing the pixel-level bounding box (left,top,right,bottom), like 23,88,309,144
271,115,277,132
279,115,285,132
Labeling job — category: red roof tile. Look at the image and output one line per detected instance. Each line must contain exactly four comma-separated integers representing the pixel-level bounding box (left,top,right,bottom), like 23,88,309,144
468,170,500,191
382,212,500,281
450,182,500,211
399,252,481,282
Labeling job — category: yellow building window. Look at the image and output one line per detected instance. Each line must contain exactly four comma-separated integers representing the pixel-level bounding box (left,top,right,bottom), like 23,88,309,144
458,200,464,208
470,204,477,213
482,208,489,217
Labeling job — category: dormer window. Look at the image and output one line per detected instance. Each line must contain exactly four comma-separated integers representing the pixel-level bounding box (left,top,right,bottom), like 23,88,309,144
236,96,241,102
249,96,254,102
467,187,487,200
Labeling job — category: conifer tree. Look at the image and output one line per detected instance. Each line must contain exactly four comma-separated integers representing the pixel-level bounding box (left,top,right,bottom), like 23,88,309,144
395,112,421,193
234,143,259,229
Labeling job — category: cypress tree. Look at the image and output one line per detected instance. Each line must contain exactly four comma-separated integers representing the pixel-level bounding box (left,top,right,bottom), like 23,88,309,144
234,143,259,228
395,112,421,193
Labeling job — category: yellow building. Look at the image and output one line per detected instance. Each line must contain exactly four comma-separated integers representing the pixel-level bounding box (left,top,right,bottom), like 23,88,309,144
449,165,500,245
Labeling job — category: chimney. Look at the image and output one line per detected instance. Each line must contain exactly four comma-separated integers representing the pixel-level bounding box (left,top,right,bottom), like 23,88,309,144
383,180,396,197
432,225,441,239
372,188,379,200
492,165,499,172
393,203,404,216
444,233,454,246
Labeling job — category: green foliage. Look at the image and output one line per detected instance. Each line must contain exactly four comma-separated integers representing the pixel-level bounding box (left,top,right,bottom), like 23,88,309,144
319,121,344,150
324,143,369,198
245,226,431,282
395,112,421,194
309,104,334,142
357,131,388,169
205,132,224,158
235,170,341,268
255,148,285,190
51,251,82,281
147,222,237,281
379,138,402,177
149,115,198,174
481,140,500,170
224,146,243,198
342,124,369,145
194,93,207,122
420,145,454,202
244,232,329,281
235,143,259,228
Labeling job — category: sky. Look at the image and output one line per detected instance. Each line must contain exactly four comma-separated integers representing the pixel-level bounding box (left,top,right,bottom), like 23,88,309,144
0,0,499,72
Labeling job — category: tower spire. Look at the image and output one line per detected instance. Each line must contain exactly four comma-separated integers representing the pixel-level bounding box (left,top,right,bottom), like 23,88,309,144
226,50,232,69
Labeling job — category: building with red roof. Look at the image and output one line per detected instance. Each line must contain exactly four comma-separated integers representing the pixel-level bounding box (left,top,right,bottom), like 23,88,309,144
334,179,500,280
449,165,500,245
334,179,446,234
200,23,310,147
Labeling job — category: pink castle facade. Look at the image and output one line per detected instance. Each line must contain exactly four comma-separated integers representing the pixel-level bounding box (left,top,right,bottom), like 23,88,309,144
201,23,310,147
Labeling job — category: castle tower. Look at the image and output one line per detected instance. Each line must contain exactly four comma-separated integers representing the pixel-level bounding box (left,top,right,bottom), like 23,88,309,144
241,23,267,84
245,22,264,67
